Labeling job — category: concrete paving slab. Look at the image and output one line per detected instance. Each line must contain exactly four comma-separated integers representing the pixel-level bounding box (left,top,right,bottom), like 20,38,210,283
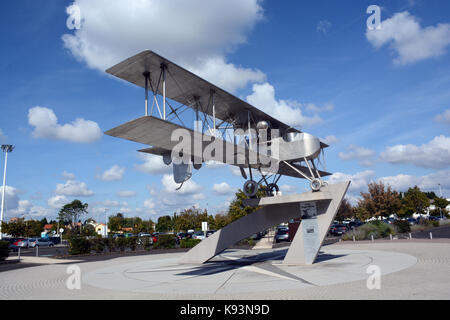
0,241,449,299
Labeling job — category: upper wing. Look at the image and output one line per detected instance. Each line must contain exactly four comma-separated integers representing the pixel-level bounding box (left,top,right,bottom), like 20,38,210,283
106,50,299,133
104,115,331,180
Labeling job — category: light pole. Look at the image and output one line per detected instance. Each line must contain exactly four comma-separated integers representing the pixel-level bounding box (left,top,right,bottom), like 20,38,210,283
104,208,109,238
0,145,14,240
438,183,443,219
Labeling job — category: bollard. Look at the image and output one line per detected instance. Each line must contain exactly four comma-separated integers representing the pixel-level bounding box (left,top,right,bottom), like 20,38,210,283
36,246,39,257
409,233,412,240
18,247,21,261
371,235,374,242
353,235,355,242
390,234,393,241
430,232,433,240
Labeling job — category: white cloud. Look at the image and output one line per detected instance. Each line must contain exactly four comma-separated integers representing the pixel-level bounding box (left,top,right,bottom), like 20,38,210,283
61,171,75,180
328,170,376,203
366,11,450,65
317,20,332,34
62,0,264,93
116,190,137,198
0,129,6,141
161,174,202,195
28,106,102,143
134,154,171,175
0,186,21,212
279,184,297,194
213,182,236,195
246,83,323,128
380,170,450,195
96,200,120,207
379,135,450,169
96,165,125,181
48,195,69,209
306,103,334,113
322,135,340,145
54,180,94,197
189,56,266,93
434,109,450,125
339,144,376,166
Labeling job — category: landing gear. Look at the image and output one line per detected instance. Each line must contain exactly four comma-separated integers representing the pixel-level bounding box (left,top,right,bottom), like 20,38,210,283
265,183,279,197
243,180,259,198
310,178,322,192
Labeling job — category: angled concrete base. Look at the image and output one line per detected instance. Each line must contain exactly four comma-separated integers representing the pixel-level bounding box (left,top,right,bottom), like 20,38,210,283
179,181,350,265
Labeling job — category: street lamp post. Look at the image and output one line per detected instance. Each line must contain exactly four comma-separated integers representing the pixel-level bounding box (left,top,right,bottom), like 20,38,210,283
104,208,109,238
0,145,14,240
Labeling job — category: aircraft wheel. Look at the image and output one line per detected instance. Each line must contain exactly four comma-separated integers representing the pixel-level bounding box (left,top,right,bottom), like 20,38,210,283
243,180,259,198
310,178,322,191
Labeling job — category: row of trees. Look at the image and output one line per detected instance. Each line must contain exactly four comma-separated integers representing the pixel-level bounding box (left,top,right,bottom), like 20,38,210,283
336,182,449,222
1,217,57,238
3,183,447,238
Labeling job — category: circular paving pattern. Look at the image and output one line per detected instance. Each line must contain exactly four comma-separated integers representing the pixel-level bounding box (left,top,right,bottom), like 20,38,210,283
82,247,417,295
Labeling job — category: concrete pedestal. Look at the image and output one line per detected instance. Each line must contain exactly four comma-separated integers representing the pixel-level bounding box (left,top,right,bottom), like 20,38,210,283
179,181,350,265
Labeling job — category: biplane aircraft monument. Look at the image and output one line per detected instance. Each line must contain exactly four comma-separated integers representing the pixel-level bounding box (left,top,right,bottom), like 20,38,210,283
104,50,350,265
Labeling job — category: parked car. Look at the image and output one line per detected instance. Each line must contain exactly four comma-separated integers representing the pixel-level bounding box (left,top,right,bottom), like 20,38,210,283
6,238,20,251
347,220,363,230
192,231,206,240
275,228,289,243
29,238,54,247
329,224,348,236
49,237,61,245
406,218,418,225
137,233,154,245
177,232,192,241
206,230,216,237
112,234,125,238
12,238,29,248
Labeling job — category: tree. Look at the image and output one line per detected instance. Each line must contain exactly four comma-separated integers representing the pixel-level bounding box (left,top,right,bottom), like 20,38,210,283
108,213,125,232
213,213,230,230
431,197,449,217
1,219,26,237
172,207,214,232
227,188,265,223
336,198,354,221
58,200,88,226
355,182,402,220
25,220,43,237
156,215,174,232
400,186,430,216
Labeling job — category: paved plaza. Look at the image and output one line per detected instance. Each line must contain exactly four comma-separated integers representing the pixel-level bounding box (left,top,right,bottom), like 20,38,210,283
0,240,449,299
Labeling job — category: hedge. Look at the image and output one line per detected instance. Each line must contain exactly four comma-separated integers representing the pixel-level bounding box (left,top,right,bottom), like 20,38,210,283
0,241,9,261
180,238,201,248
68,237,91,255
154,234,176,249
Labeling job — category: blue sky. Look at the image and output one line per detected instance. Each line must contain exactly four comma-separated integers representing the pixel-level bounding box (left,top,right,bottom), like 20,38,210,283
0,0,449,222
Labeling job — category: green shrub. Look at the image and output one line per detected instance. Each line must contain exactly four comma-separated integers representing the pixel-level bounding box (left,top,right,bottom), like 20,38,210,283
180,238,201,248
116,237,127,252
154,234,176,249
393,220,411,233
0,241,9,261
106,237,116,252
91,238,106,254
127,237,138,251
142,237,152,251
68,237,91,255
342,221,394,241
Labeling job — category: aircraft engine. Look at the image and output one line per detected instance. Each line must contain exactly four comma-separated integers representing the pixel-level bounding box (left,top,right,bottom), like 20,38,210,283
173,162,192,184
